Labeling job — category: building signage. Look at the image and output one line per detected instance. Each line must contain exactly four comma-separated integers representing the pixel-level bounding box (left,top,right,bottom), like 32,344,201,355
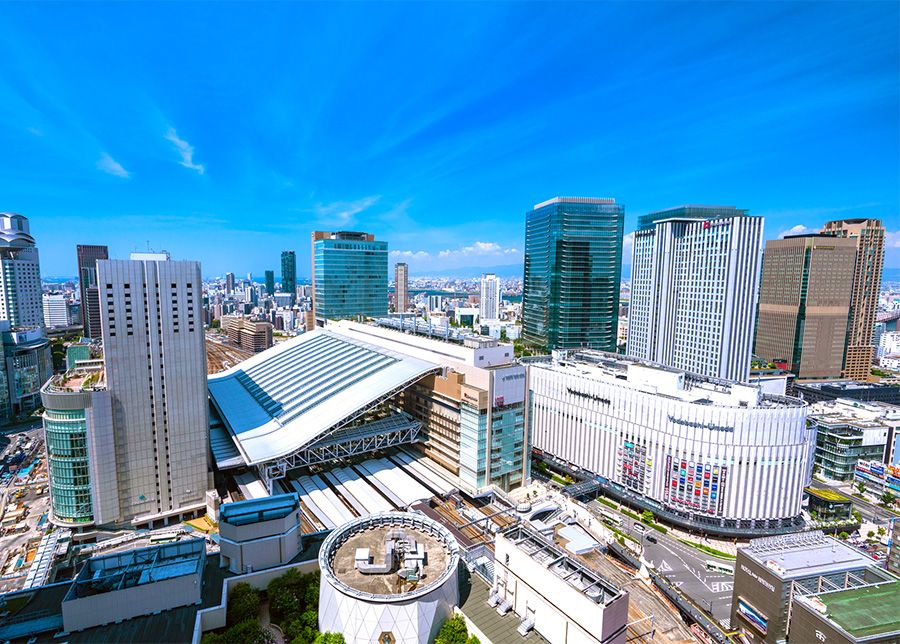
739,565,775,592
668,415,733,433
567,387,611,405
737,598,768,635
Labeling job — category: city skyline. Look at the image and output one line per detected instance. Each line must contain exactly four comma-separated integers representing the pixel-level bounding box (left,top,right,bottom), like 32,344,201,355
2,2,897,277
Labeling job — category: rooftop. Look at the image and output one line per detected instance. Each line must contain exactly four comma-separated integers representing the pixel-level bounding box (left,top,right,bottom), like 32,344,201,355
533,196,616,209
501,524,622,605
207,329,441,465
320,513,460,602
805,487,851,503
799,580,900,640
741,531,877,580
527,350,804,410
331,523,448,596
44,366,106,393
220,493,300,526
65,539,205,601
797,381,898,391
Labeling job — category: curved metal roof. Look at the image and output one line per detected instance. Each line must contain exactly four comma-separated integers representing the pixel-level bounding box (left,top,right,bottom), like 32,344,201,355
208,329,440,465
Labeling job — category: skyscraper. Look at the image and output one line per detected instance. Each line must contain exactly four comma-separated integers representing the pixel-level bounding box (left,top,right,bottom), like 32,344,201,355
96,252,209,525
0,213,43,328
225,272,235,295
821,218,886,381
394,262,409,312
76,244,108,338
522,197,623,351
754,235,857,380
264,269,275,296
480,273,501,321
281,250,296,304
42,293,71,328
311,231,388,320
627,205,763,382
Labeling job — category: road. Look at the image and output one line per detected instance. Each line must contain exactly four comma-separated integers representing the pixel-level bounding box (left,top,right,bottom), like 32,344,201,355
587,499,735,625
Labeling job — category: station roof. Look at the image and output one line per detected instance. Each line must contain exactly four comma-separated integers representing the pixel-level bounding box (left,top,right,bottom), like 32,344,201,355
208,329,441,465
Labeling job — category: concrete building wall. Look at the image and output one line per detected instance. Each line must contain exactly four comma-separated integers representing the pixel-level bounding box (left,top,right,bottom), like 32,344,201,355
494,533,628,644
98,257,209,525
219,510,303,574
62,571,202,633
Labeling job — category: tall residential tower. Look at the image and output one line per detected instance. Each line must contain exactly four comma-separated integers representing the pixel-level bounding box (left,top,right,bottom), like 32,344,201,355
394,262,409,313
522,197,623,351
821,218,885,380
627,206,763,382
76,244,109,338
312,231,388,320
480,273,501,321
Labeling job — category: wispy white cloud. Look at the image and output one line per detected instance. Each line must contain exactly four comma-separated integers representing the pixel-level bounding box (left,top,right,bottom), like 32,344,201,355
777,224,816,238
885,231,900,249
389,249,430,260
164,127,205,174
97,152,130,178
437,241,520,258
314,196,380,225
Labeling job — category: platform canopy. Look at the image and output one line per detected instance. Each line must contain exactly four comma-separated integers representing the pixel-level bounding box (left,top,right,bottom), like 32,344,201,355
208,329,441,466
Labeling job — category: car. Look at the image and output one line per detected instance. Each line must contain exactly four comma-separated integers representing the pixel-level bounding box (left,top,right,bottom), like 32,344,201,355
633,522,646,533
646,535,657,544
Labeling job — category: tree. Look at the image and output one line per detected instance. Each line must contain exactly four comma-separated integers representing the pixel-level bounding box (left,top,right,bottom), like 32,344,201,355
227,583,261,626
878,526,887,537
313,635,346,644
223,620,275,644
467,637,481,644
641,510,655,524
856,482,867,495
867,530,876,539
435,614,469,644
881,491,896,507
839,531,850,540
499,328,508,342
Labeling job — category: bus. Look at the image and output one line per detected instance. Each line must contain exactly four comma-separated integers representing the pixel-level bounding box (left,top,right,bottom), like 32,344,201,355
705,560,734,575
599,510,623,528
149,532,179,544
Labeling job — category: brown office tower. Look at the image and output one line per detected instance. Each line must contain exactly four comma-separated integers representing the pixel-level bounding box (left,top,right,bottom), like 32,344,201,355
76,244,109,339
394,262,409,312
754,235,857,380
821,218,885,381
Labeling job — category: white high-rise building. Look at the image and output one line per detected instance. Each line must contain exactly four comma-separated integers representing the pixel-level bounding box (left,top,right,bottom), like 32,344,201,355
479,272,501,321
42,293,71,328
97,252,209,525
0,212,43,328
627,205,763,382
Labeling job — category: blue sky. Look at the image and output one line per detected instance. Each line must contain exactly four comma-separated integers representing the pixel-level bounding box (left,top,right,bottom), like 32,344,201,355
2,1,897,278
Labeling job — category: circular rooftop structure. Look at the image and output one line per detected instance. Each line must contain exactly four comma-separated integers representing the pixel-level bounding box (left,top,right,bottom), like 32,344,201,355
318,512,460,644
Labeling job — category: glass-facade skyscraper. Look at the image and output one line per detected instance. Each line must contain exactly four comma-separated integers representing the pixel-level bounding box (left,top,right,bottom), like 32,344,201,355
264,269,275,296
522,197,623,351
312,231,388,320
280,250,296,304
